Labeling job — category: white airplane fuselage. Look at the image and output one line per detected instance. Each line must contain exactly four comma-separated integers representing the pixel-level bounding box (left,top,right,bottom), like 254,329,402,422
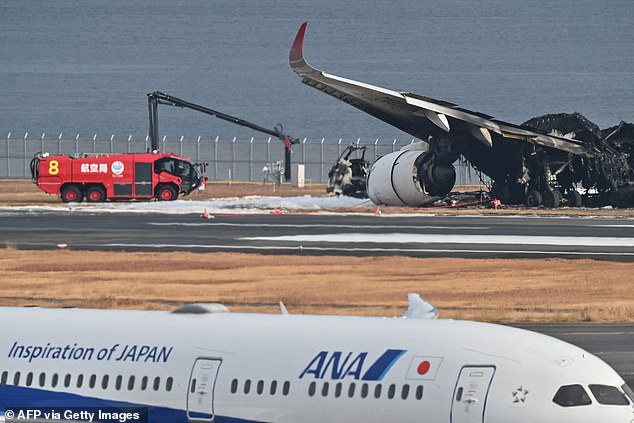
1,306,632,423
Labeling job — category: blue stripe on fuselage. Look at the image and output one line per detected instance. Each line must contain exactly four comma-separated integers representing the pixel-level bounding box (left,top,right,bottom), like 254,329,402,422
0,386,265,423
361,349,406,381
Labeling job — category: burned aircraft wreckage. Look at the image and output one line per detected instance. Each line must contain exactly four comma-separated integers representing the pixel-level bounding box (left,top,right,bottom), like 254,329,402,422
292,23,634,208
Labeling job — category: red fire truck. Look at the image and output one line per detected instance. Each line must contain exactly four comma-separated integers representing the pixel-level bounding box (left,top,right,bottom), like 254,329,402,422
29,91,296,203
30,152,206,202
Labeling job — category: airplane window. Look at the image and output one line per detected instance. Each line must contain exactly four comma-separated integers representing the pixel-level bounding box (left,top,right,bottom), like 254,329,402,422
244,379,251,394
308,382,316,397
348,383,356,398
589,385,630,406
1,371,7,385
230,379,238,394
51,373,59,388
190,378,197,394
76,374,83,388
257,380,264,395
622,384,634,403
166,377,173,392
282,381,290,396
128,375,135,391
89,374,96,389
455,387,463,402
553,384,592,407
39,372,46,387
102,375,109,390
64,374,71,388
321,382,330,397
361,383,369,398
26,372,33,387
270,380,277,395
115,375,122,391
141,376,148,391
401,384,410,400
388,384,396,399
13,371,20,386
334,382,342,398
374,384,382,399
416,385,424,400
153,377,160,391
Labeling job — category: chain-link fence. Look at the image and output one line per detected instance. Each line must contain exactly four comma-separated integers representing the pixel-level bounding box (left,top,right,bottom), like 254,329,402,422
0,132,488,185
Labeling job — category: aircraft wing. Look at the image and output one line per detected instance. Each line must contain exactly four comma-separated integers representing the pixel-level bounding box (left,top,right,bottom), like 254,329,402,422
290,22,588,156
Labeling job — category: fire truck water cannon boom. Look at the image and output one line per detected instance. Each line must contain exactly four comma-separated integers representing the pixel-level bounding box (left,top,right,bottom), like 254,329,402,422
147,91,299,180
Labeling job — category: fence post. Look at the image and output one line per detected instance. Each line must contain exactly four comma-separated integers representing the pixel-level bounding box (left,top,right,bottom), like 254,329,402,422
128,135,133,153
110,135,114,153
374,138,379,161
337,138,342,157
231,137,236,182
392,138,397,152
162,135,166,152
6,132,10,178
179,136,184,156
320,138,325,183
23,132,28,177
249,137,254,181
145,135,150,152
213,136,218,180
41,133,45,156
266,137,271,163
58,133,63,155
75,133,80,156
196,136,201,162
92,134,97,154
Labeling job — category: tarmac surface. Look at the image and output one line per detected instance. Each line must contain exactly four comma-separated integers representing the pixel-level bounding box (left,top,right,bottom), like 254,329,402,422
515,323,634,388
1,210,634,261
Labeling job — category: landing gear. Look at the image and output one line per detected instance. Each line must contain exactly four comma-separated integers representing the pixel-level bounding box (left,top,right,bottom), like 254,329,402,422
541,190,562,208
525,190,542,207
566,190,582,207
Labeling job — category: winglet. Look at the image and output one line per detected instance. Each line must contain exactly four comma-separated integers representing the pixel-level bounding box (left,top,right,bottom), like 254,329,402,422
403,293,439,319
290,22,315,76
290,22,307,65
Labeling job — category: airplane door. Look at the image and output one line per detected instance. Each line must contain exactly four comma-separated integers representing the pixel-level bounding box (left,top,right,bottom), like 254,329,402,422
451,366,495,423
187,358,222,422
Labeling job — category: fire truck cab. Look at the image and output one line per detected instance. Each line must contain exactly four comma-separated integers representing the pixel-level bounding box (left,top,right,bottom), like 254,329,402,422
31,152,206,202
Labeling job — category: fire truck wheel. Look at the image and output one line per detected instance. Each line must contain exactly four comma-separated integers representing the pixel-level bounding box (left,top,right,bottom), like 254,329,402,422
156,184,177,201
61,185,83,203
86,185,106,202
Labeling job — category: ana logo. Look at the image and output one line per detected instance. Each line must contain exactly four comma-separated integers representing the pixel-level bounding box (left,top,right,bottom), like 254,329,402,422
299,349,406,381
111,161,124,175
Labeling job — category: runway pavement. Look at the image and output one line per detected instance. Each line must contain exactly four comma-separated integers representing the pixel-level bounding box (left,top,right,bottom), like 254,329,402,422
1,209,634,260
516,323,634,387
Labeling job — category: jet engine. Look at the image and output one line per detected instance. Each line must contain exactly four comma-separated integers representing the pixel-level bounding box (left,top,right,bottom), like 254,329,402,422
367,145,456,207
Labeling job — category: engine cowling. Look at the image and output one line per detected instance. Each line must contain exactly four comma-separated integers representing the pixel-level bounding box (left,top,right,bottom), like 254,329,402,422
367,149,456,206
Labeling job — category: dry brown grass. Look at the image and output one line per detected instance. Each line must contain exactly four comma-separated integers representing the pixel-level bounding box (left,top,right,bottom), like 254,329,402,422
1,249,633,322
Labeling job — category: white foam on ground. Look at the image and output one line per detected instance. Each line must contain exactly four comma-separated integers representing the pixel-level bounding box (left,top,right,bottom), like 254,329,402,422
1,195,372,214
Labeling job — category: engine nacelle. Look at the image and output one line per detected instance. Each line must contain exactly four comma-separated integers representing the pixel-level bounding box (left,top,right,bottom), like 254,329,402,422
367,150,456,206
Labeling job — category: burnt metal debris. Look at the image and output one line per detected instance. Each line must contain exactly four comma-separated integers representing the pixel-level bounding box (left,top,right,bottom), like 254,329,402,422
327,144,369,198
508,112,634,208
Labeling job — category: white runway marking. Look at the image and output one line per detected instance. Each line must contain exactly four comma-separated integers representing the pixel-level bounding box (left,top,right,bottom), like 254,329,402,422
242,233,634,247
103,243,634,257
